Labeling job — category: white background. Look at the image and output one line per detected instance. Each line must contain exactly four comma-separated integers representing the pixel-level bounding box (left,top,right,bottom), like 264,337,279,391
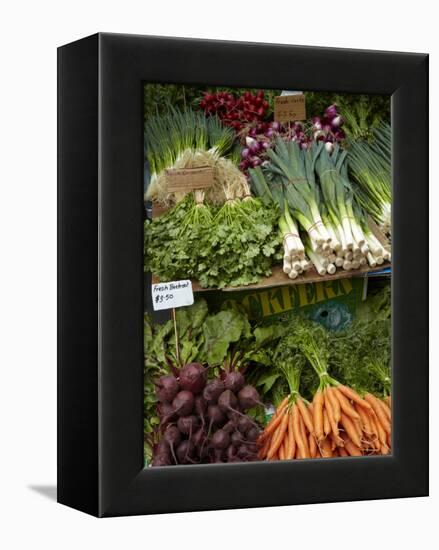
0,1,436,548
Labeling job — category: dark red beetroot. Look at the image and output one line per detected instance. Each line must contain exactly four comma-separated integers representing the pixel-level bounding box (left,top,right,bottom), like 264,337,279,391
246,426,260,442
158,402,175,420
151,454,172,467
151,439,172,467
203,379,225,404
230,431,241,448
238,385,262,410
228,410,242,424
218,389,238,413
194,394,207,427
211,429,230,450
155,375,179,403
172,390,194,417
212,448,224,463
163,425,181,464
207,404,225,426
237,416,253,433
220,390,259,429
226,444,237,461
177,415,200,435
193,427,207,448
179,363,206,394
155,439,170,456
176,440,195,464
237,444,254,459
224,371,245,393
222,420,235,434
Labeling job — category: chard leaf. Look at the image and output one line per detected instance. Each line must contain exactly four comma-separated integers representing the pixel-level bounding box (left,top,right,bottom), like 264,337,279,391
202,310,245,365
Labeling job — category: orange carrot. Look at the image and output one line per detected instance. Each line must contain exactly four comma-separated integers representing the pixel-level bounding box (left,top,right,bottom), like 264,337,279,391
323,406,331,436
354,402,373,436
292,404,308,459
329,433,337,451
374,414,388,446
324,390,341,442
338,446,348,457
299,412,311,458
297,397,314,435
309,433,317,458
279,438,286,460
260,400,289,441
258,434,272,459
337,385,372,411
267,411,289,459
340,413,362,448
332,387,360,420
368,413,381,451
364,394,391,434
380,443,390,455
313,390,324,441
344,438,363,457
384,395,391,408
379,398,391,421
287,414,296,459
320,437,333,458
326,386,341,422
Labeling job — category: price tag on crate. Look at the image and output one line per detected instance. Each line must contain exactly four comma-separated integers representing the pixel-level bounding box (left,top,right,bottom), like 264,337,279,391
274,92,306,124
166,166,214,193
151,280,194,311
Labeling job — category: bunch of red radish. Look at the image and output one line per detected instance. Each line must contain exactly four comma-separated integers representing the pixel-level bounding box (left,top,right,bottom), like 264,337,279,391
199,90,269,132
152,363,263,466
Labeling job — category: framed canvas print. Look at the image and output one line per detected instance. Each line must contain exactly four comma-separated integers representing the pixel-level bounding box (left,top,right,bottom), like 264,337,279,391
57,33,428,517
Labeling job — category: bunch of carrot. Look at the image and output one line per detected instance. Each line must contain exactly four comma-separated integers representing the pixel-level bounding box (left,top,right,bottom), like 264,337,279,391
257,394,317,460
258,325,391,461
257,384,391,460
310,384,391,457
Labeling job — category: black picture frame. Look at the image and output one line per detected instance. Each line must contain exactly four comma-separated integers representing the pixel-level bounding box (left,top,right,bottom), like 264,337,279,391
57,33,429,517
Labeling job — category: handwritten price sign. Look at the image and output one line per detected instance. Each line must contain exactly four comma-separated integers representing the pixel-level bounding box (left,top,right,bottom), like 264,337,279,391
151,280,194,311
274,94,306,124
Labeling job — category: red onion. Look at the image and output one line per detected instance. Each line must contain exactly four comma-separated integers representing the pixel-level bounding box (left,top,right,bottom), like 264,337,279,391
331,115,342,128
325,141,334,153
325,104,338,119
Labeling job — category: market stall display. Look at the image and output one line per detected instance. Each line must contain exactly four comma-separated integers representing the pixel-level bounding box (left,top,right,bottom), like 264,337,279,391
143,85,392,466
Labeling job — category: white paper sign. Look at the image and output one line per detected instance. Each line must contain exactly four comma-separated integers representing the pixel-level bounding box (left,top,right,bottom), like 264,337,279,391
151,280,194,311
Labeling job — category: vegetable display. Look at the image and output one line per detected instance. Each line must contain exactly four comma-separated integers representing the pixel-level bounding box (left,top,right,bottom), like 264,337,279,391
143,85,392,468
145,283,392,465
144,91,391,290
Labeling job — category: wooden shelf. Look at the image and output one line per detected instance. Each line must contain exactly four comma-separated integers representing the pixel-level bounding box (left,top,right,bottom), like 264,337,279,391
151,262,391,293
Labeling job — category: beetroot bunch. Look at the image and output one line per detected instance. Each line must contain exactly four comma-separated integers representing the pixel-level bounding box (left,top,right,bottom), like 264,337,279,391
152,363,262,466
199,90,269,132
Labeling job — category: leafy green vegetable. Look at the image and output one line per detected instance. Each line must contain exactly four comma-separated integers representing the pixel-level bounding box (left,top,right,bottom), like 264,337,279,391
145,196,282,289
202,310,248,365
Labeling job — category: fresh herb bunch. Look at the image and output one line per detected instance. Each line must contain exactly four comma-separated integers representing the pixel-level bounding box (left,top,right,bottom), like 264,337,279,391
248,284,391,405
144,195,205,282
144,196,282,289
